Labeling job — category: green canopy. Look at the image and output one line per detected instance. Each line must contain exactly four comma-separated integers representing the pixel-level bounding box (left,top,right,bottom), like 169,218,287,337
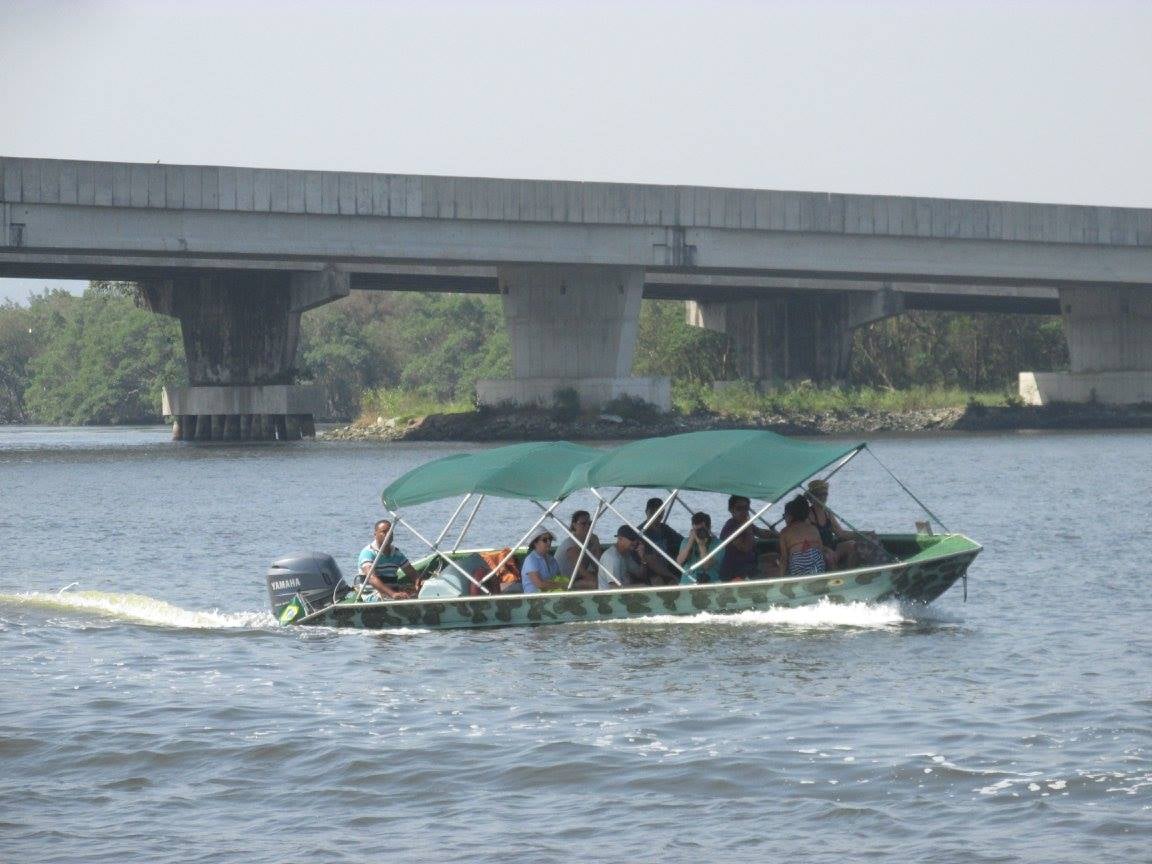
381,441,603,510
560,430,863,502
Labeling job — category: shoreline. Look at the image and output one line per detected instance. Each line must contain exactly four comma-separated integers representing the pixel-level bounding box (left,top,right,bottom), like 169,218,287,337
320,403,1152,442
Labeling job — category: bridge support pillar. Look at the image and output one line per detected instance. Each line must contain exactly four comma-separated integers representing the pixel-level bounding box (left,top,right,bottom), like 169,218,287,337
688,288,902,385
1020,286,1152,405
143,267,349,438
476,265,670,410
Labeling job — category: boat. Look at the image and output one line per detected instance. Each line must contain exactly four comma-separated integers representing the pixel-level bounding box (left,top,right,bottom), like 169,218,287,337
266,430,981,631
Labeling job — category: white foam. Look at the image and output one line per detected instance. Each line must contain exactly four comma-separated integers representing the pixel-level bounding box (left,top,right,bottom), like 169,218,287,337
599,598,912,629
0,589,276,630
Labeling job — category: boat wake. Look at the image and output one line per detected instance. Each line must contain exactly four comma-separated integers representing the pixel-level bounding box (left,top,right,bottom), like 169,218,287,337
0,588,276,630
601,598,953,630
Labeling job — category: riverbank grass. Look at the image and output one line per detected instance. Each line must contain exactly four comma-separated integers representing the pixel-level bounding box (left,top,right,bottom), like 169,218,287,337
681,382,1014,417
357,383,1015,425
357,388,473,425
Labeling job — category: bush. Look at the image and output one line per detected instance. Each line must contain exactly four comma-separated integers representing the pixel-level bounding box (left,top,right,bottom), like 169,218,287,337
601,393,662,422
552,387,581,422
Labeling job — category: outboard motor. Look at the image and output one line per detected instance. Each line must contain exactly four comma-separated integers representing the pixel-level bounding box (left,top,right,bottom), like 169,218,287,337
267,552,350,621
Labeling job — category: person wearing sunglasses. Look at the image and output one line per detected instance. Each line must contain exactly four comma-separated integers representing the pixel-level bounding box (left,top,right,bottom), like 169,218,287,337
522,530,563,594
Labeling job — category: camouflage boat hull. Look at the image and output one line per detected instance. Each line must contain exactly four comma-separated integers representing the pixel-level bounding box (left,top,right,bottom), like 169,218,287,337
290,534,980,632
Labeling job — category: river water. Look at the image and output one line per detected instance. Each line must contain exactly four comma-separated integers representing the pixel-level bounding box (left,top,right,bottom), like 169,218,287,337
1,426,1149,863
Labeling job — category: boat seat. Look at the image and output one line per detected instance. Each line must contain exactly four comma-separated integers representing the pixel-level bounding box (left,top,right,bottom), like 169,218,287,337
417,553,486,600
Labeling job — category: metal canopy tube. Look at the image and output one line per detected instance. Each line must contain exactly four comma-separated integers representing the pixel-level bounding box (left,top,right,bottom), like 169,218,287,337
865,446,951,531
352,519,397,602
671,491,698,521
395,514,491,595
530,501,585,589
690,499,775,574
769,445,865,529
594,489,688,582
451,494,485,553
640,490,680,531
567,488,623,589
585,489,626,587
434,494,472,548
477,504,556,586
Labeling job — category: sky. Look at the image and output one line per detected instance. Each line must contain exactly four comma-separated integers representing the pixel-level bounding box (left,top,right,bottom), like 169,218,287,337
2,0,1151,303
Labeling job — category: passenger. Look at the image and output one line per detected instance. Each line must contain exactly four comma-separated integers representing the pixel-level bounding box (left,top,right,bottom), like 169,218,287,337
521,530,563,594
358,519,421,600
639,497,684,585
718,495,775,582
598,525,643,590
806,479,858,570
555,510,602,590
779,495,829,576
676,512,721,584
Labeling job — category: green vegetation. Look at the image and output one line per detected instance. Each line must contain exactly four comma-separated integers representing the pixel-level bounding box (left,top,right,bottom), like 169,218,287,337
0,286,185,424
0,284,1068,425
359,387,474,424
678,381,1009,418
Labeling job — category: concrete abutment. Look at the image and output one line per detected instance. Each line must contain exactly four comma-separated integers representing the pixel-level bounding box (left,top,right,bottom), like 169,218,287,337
1021,286,1152,405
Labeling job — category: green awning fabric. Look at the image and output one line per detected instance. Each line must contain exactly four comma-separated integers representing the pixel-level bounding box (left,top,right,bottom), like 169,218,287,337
381,441,603,510
560,430,864,502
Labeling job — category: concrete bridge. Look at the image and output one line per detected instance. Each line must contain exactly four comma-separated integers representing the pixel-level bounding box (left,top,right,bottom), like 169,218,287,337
3,156,1150,436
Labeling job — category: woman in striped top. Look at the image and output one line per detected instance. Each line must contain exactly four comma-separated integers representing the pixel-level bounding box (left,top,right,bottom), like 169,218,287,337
778,495,830,577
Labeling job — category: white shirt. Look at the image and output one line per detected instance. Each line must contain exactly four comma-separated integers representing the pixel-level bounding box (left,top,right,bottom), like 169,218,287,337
597,545,639,590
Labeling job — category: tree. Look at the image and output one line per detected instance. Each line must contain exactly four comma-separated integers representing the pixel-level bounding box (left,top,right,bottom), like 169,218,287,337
22,288,185,424
850,311,1068,390
298,292,401,419
387,294,510,400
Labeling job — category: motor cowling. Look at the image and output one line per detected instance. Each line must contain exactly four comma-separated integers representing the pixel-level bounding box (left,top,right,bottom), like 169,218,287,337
267,552,349,619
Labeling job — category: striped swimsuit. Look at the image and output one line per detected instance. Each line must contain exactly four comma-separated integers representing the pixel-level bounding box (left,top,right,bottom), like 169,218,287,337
787,541,826,576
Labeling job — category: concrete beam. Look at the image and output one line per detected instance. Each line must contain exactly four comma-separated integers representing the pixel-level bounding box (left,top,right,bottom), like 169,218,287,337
6,202,1152,288
6,157,1152,249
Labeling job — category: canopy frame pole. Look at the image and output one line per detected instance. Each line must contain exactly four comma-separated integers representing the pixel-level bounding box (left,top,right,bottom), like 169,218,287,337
567,489,623,590
593,489,688,583
451,494,485,553
434,494,472,549
393,514,491,595
582,488,631,587
865,446,951,532
476,505,557,587
667,490,703,583
670,491,698,522
803,489,902,565
690,499,776,575
528,500,587,588
351,520,397,602
768,445,866,529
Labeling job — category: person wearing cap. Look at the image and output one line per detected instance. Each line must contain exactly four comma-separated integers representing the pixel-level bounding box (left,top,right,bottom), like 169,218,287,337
521,529,563,594
597,525,643,590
